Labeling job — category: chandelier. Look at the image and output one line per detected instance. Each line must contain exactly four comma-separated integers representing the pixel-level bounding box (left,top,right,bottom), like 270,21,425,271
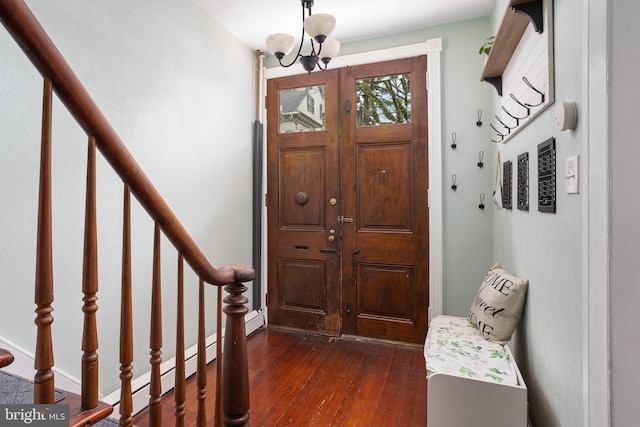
266,0,340,73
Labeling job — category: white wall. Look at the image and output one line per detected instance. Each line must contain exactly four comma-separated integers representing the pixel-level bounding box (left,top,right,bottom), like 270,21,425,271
610,0,640,424
0,0,255,395
490,0,585,425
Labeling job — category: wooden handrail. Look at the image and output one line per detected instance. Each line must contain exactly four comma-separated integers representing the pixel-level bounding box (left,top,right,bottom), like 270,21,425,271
0,0,254,286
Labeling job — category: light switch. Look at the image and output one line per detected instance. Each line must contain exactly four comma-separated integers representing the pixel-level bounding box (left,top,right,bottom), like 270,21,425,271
565,154,579,194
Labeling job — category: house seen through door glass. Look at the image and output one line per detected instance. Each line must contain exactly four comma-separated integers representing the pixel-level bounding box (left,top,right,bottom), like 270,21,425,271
279,85,326,133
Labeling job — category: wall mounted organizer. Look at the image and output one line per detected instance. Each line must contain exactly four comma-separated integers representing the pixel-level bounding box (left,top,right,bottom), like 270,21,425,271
502,160,513,209
538,137,556,213
481,0,554,143
517,152,529,210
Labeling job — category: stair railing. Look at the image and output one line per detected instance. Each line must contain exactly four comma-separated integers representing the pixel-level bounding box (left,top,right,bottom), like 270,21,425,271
0,1,254,426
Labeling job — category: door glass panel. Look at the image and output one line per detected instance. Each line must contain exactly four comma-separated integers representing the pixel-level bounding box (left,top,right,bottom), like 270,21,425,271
356,74,411,127
279,85,326,133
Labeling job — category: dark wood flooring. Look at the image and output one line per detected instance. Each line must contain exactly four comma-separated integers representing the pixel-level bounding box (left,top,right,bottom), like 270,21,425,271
134,327,427,426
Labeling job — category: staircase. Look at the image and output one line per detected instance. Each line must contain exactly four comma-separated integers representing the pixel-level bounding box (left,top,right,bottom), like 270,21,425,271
0,1,254,426
0,349,14,369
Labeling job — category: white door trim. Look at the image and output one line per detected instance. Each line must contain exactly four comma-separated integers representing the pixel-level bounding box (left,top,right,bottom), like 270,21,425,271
583,0,610,425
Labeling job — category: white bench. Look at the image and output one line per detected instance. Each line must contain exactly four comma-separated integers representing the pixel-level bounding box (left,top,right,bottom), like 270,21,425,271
424,315,528,427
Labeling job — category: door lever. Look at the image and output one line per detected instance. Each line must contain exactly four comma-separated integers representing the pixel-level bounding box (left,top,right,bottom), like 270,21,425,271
337,216,353,224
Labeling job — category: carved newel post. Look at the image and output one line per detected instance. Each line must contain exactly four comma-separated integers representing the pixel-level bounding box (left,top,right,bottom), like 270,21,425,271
222,279,250,427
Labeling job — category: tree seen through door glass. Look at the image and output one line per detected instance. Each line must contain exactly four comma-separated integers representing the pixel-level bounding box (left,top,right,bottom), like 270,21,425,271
356,74,411,126
279,85,326,133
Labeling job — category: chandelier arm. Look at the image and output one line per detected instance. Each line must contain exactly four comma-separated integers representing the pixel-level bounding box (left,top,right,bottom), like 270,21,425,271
277,1,309,68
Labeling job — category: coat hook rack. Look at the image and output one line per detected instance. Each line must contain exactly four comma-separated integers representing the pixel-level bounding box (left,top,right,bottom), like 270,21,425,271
478,151,485,168
476,109,483,127
479,193,485,210
451,174,457,191
451,132,457,150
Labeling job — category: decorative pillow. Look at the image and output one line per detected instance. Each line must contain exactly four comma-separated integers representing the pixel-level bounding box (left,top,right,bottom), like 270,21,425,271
467,262,528,344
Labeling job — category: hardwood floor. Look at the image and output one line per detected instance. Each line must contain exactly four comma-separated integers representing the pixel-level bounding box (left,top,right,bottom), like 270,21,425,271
133,327,427,426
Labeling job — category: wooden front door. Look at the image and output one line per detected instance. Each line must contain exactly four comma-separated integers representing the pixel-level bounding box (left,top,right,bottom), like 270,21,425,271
266,70,342,335
267,57,428,344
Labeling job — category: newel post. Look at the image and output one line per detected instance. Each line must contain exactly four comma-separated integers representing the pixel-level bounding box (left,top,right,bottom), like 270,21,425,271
221,279,250,427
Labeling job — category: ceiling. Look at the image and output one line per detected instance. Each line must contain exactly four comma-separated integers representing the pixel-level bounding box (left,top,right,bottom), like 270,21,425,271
193,0,495,54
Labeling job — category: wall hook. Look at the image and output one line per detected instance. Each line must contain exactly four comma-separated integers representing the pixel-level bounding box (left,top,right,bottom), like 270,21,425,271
522,76,545,107
501,105,527,124
495,115,515,132
479,193,485,210
478,151,485,168
451,174,457,191
451,132,457,150
490,124,506,143
476,109,483,127
509,94,532,117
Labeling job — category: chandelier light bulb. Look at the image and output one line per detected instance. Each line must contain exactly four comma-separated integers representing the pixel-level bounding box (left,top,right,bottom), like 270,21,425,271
318,38,340,62
303,13,336,43
266,33,295,59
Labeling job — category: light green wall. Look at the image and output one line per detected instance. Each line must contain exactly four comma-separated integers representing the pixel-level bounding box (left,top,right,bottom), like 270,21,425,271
490,0,584,426
0,0,255,395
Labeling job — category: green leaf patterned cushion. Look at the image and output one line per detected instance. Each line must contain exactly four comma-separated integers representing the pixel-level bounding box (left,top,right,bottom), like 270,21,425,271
424,315,519,386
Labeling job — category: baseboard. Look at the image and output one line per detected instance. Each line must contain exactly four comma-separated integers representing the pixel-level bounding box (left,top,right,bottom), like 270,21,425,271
0,336,81,395
0,309,265,417
106,308,265,417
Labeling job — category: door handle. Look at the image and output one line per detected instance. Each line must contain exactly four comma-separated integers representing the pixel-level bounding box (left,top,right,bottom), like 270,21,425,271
320,248,337,254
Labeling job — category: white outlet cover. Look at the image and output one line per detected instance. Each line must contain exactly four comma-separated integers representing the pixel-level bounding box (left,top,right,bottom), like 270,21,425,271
565,154,579,194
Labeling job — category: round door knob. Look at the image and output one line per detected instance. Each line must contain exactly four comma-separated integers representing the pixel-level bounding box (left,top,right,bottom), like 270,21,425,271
295,191,309,205
328,235,336,242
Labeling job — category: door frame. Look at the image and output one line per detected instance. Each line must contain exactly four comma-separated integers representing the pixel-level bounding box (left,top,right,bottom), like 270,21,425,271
260,38,444,324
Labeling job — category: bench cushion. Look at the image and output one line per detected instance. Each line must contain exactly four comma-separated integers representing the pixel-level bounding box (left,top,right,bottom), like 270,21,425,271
424,315,519,386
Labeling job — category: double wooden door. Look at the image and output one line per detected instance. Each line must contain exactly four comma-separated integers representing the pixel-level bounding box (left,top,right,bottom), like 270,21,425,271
266,57,429,344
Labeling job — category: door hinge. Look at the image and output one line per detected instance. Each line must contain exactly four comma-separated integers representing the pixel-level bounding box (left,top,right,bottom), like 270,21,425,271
425,71,429,91
265,193,268,207
266,293,269,305
427,188,431,208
